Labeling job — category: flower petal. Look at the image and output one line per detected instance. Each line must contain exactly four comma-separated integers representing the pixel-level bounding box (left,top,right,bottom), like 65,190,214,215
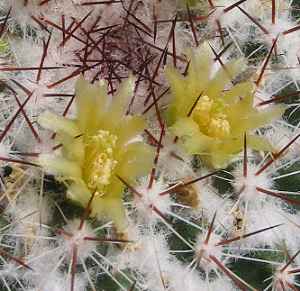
58,133,85,165
67,180,91,205
117,142,154,181
222,82,254,105
205,59,246,100
75,76,108,134
165,43,213,122
38,153,82,179
116,116,145,146
92,196,127,231
229,104,285,134
171,118,212,154
38,111,80,137
102,77,135,131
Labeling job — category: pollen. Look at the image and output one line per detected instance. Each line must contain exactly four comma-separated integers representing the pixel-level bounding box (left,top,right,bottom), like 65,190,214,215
192,95,231,139
192,95,213,128
208,114,231,138
84,130,118,194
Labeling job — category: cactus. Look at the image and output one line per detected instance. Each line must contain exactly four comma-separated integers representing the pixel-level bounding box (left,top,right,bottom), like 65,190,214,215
0,0,300,291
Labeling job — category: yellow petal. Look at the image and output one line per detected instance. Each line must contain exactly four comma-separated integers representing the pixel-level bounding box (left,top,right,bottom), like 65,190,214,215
222,82,254,105
206,137,244,168
92,196,127,231
117,142,154,181
102,77,135,131
187,42,213,86
58,133,85,165
171,118,212,154
165,44,213,121
205,59,246,99
75,76,108,134
38,154,82,179
67,180,91,205
247,134,274,152
165,66,191,120
116,116,145,146
229,105,285,134
38,111,80,136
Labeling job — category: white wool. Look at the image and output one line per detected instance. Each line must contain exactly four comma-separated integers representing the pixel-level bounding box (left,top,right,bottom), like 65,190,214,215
24,242,64,288
24,219,96,290
8,37,44,70
209,276,239,291
267,18,292,39
264,121,300,161
32,131,56,155
0,0,299,290
158,132,194,179
194,180,234,223
119,231,171,269
232,160,274,206
41,272,87,291
29,270,87,291
194,231,226,273
6,188,52,224
58,219,97,259
117,230,175,291
272,263,297,290
134,176,173,222
242,202,300,249
2,0,97,32
0,261,25,285
2,1,41,34
207,0,263,29
0,142,11,157
168,262,208,291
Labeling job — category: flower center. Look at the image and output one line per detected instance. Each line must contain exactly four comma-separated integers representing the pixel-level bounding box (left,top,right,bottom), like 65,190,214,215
84,130,118,194
192,95,231,138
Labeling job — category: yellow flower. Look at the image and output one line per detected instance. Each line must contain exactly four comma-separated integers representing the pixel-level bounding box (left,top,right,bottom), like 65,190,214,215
0,39,9,54
166,43,285,168
179,0,202,7
38,76,154,230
